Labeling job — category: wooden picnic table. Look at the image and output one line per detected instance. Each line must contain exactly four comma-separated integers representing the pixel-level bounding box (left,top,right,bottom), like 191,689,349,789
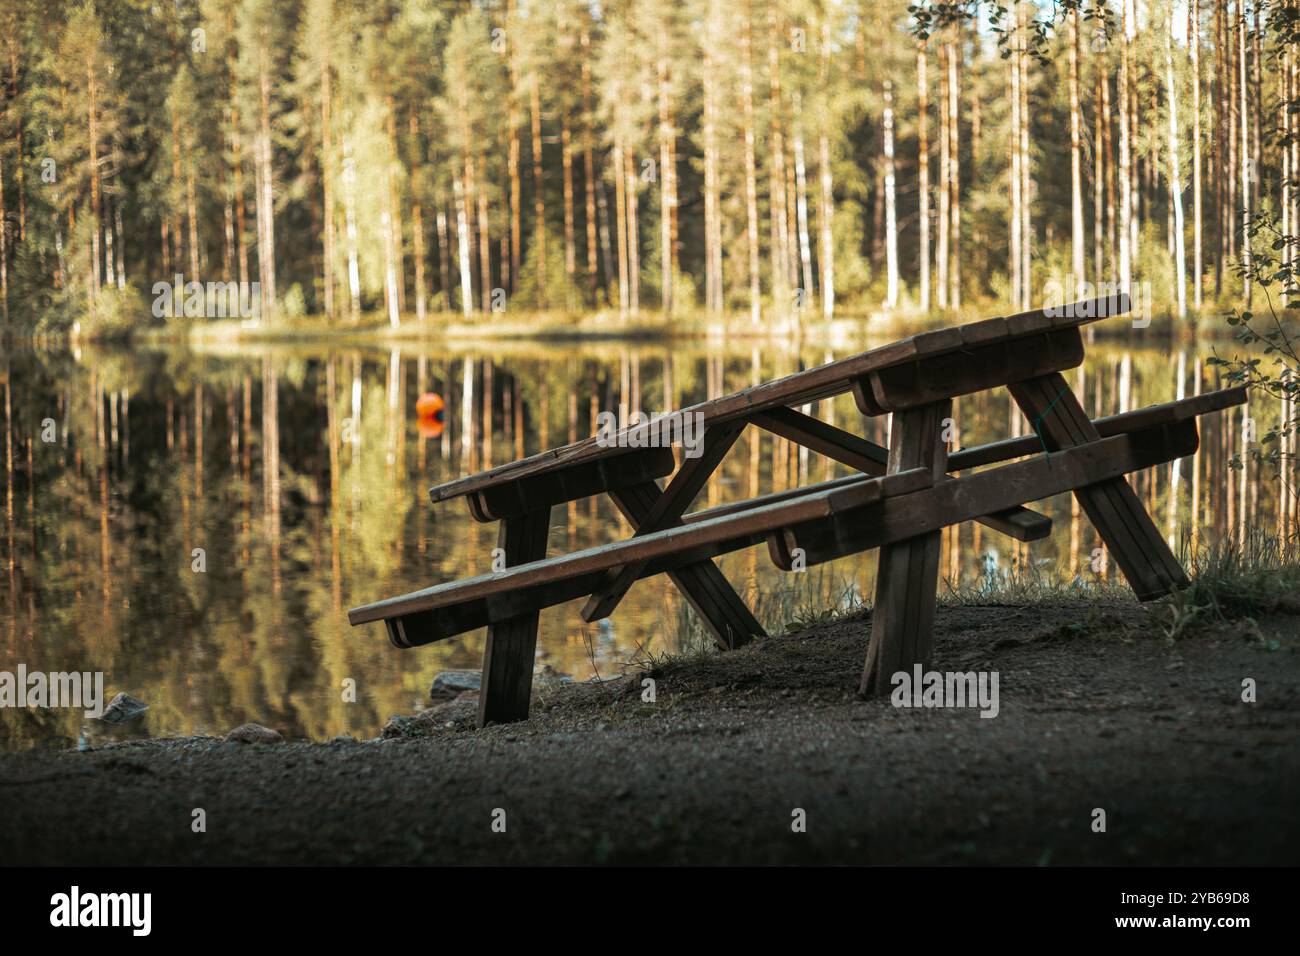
349,295,1246,726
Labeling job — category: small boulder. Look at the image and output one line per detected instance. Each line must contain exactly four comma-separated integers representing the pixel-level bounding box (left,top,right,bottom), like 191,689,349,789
225,723,284,745
429,670,481,700
97,692,149,725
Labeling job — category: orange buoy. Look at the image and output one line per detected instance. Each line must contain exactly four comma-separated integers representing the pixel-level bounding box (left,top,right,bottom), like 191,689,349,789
417,416,445,440
416,392,445,422
416,392,445,439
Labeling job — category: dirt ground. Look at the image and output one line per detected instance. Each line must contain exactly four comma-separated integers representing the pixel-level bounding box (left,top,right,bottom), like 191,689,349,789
2,598,1297,866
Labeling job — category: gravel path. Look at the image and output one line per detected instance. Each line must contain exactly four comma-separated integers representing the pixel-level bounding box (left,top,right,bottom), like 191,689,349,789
2,600,1297,865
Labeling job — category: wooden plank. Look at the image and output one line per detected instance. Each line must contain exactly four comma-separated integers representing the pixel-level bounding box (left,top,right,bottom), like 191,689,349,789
776,419,1200,570
751,405,1051,544
463,446,675,520
381,527,776,648
947,385,1245,471
853,327,1085,415
861,401,950,697
428,297,1130,504
477,507,552,726
350,467,933,626
1009,373,1189,600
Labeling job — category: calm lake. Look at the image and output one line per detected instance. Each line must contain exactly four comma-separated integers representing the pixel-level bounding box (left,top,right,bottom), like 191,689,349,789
0,333,1290,748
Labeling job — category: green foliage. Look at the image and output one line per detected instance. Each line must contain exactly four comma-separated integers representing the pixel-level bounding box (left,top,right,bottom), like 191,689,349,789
1208,213,1300,478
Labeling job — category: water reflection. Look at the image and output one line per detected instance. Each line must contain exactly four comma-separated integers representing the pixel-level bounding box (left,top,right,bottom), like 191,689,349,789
1,337,1293,748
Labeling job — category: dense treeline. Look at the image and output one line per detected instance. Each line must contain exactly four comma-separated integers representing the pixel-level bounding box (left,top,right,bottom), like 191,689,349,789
0,0,1297,332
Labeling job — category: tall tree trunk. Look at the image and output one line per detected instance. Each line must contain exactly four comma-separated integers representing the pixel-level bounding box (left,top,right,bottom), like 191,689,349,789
87,58,102,307
1009,10,1022,306
1094,62,1106,286
0,148,7,322
741,0,762,324
817,15,835,321
581,24,599,292
257,52,277,320
767,4,789,313
792,94,815,314
1069,9,1085,296
947,31,961,309
883,81,899,310
530,81,546,308
508,1,522,293
656,37,676,315
1166,13,1187,321
7,46,23,242
613,138,629,317
702,13,722,313
1191,0,1203,309
342,139,361,320
452,171,473,316
625,149,640,314
1239,3,1252,305
185,140,200,280
409,114,427,323
937,40,949,308
1019,7,1031,310
435,185,451,311
386,101,406,314
562,118,577,301
1119,0,1133,295
477,156,492,313
917,37,930,312
321,35,335,319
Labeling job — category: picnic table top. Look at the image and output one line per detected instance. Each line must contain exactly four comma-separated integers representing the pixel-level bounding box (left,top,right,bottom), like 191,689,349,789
429,295,1130,504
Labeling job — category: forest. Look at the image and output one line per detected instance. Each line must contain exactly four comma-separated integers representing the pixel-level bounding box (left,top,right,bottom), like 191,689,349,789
0,0,1297,333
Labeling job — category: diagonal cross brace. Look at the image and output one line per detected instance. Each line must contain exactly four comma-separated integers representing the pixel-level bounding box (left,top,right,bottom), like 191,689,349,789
750,405,1052,542
580,422,760,641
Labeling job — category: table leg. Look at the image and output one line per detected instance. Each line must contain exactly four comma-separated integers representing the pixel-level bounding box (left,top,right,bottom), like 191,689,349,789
861,400,951,696
478,506,552,726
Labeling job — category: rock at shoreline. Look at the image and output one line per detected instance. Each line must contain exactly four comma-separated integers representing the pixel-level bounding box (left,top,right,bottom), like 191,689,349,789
225,723,284,745
429,670,481,700
385,693,479,738
97,693,149,725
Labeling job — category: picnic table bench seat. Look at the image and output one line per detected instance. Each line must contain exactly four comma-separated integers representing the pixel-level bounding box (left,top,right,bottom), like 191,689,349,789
349,296,1246,726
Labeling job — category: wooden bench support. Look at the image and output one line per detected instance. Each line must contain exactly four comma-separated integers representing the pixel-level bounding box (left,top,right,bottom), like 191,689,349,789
861,400,951,697
478,506,552,726
751,405,1052,544
605,480,765,649
1009,373,1189,601
582,422,747,626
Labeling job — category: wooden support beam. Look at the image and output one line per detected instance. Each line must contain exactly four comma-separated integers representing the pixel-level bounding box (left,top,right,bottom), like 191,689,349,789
477,506,552,726
853,328,1085,415
772,420,1200,570
582,422,758,643
1008,373,1189,601
751,405,1051,544
860,401,951,697
607,480,765,649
